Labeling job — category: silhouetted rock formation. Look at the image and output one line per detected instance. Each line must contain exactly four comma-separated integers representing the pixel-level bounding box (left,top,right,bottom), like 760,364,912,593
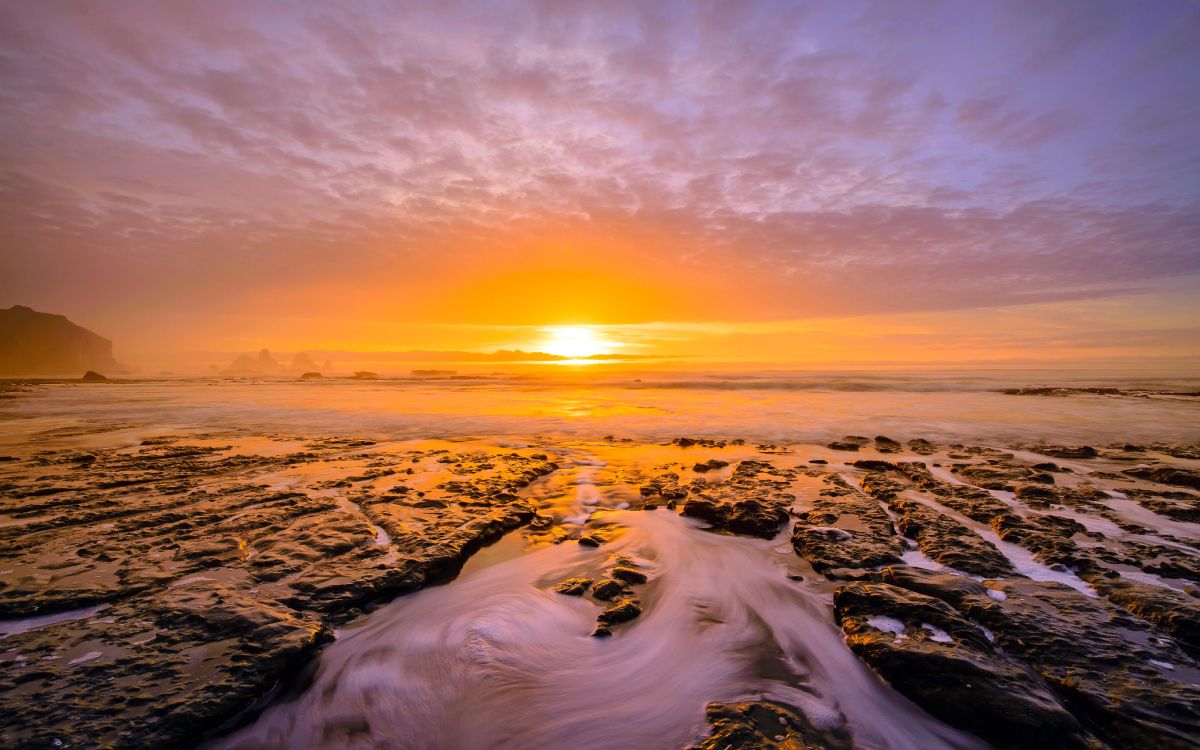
0,305,122,377
80,371,108,382
290,351,318,372
223,349,282,375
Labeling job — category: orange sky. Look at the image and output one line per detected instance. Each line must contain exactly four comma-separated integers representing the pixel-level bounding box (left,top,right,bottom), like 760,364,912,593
2,3,1199,371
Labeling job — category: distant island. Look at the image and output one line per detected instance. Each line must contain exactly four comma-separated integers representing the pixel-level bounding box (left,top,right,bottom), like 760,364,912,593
0,305,123,377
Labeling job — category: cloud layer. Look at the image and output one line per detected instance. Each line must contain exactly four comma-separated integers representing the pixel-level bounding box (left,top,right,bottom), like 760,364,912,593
1,0,1198,353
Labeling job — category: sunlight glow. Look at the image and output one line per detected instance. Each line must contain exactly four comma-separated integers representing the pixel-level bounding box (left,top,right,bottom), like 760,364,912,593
539,325,616,358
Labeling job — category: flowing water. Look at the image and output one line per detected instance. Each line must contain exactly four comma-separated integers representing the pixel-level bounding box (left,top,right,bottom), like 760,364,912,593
211,505,986,750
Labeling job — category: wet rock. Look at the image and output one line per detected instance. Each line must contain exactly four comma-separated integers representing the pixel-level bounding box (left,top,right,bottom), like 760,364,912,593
0,440,561,744
692,459,729,473
693,700,852,750
590,578,632,601
682,494,788,538
952,462,1053,491
886,573,1200,749
835,581,1086,749
793,476,903,574
680,460,792,538
640,471,689,499
299,371,323,380
0,581,332,749
826,441,860,451
874,436,902,453
906,438,937,455
850,459,895,472
1088,578,1200,657
1034,445,1099,459
1123,466,1200,490
609,566,648,585
860,474,1015,578
552,577,594,596
80,370,108,382
595,597,642,628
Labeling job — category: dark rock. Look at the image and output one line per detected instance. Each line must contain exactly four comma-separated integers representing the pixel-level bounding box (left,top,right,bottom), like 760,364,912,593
351,371,379,380
887,573,1200,749
792,475,903,574
609,566,648,585
1035,445,1099,459
1123,466,1200,490
692,701,851,750
827,441,860,451
860,473,1015,578
552,577,593,596
640,471,688,499
590,578,632,601
596,597,642,627
80,370,108,381
1088,578,1200,657
679,460,792,538
299,371,323,380
835,581,1089,749
907,438,937,455
874,436,902,453
683,494,788,538
851,459,895,472
692,459,730,473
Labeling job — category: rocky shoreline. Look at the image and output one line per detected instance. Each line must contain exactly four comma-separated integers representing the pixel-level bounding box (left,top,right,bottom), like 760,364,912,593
1,428,1198,749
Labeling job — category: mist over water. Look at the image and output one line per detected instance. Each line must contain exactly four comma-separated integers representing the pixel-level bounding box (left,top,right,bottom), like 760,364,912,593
4,369,1198,447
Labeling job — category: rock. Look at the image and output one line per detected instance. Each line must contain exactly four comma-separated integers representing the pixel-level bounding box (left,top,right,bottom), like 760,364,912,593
827,441,860,451
680,460,792,538
609,566,648,584
907,438,937,455
641,471,688,499
1087,578,1200,657
552,577,594,596
793,476,903,574
884,572,1200,749
1034,445,1099,459
0,305,123,377
299,371,324,380
596,597,642,627
692,459,730,473
351,371,379,380
80,370,108,381
692,701,851,750
1123,466,1200,490
851,459,895,472
0,440,560,745
952,462,1053,491
860,473,1015,577
835,581,1089,749
290,351,319,372
683,494,788,538
874,436,902,453
591,578,632,601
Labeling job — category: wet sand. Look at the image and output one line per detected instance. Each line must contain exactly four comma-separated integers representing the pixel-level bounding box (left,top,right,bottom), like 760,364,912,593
0,375,1198,749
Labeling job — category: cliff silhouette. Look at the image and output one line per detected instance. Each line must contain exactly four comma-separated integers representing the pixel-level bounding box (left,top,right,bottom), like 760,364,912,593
0,305,123,376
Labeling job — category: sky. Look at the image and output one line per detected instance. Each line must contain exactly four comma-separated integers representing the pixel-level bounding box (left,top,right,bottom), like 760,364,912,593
1,0,1198,369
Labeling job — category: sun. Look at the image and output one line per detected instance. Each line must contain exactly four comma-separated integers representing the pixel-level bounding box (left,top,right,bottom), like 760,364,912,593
539,325,616,358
